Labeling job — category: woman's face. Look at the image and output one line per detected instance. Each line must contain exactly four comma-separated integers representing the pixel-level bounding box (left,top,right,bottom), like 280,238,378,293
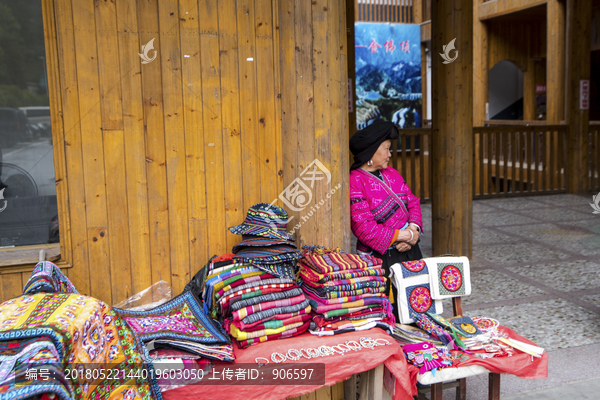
369,140,392,170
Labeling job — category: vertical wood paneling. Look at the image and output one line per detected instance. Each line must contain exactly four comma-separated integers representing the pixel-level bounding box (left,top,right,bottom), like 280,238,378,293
238,0,261,213
55,0,90,295
72,0,112,301
158,0,190,295
199,0,227,257
116,0,152,296
217,0,245,252
43,0,72,267
256,0,280,204
37,0,350,304
279,0,298,232
103,129,133,304
179,0,209,277
313,0,332,248
138,0,172,287
295,0,316,247
95,0,124,131
1,274,23,302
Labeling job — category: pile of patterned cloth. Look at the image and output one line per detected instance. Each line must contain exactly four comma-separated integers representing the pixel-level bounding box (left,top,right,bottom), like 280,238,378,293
298,247,396,336
0,261,162,400
115,291,234,363
229,203,303,277
197,203,311,348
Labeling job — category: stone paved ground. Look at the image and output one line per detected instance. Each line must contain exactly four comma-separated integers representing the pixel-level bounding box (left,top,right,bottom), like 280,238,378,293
366,193,600,399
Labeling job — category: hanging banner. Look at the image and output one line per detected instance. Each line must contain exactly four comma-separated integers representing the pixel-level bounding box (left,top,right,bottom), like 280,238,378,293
354,22,422,130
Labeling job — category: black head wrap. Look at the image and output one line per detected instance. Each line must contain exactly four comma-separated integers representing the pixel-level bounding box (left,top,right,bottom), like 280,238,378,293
349,120,399,170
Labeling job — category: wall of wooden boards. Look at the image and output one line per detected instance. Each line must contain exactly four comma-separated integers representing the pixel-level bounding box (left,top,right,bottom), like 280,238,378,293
3,0,351,305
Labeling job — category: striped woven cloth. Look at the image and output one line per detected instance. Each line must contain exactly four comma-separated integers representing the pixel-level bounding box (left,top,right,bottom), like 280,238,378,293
242,299,311,325
230,313,311,333
300,265,385,284
302,284,387,299
232,294,307,321
301,252,382,274
233,304,312,331
236,320,311,348
230,320,306,340
218,283,296,315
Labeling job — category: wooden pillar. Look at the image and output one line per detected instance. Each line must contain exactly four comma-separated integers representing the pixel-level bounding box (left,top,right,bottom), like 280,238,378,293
347,0,357,138
524,29,536,121
431,0,473,258
547,0,565,124
566,0,592,193
473,7,488,126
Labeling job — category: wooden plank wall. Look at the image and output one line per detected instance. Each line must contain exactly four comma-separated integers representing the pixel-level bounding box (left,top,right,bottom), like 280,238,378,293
8,0,350,305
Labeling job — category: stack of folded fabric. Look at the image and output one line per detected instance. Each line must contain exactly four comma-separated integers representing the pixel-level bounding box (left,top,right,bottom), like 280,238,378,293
115,290,235,362
298,247,396,336
199,203,311,348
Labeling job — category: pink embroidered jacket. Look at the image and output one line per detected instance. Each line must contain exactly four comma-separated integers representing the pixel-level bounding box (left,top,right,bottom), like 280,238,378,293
350,167,423,254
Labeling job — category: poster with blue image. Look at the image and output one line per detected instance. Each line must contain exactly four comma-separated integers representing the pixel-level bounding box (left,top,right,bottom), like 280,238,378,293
355,22,422,130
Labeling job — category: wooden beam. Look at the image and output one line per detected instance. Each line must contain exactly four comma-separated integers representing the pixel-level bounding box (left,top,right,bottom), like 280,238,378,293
421,21,431,42
344,374,357,400
489,373,501,400
547,0,565,124
524,27,536,120
479,0,547,21
566,0,592,193
473,16,488,126
431,0,473,258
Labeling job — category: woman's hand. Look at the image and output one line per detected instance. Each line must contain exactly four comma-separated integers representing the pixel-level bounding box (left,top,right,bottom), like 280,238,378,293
407,225,421,245
395,241,412,253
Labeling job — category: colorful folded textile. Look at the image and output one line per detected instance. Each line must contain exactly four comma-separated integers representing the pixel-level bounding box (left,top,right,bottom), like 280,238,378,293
233,294,307,321
0,292,161,400
22,261,78,295
242,299,311,325
299,266,384,284
301,252,382,274
230,313,312,333
230,288,304,312
310,317,385,332
302,288,386,304
302,282,385,302
312,310,387,328
308,321,391,337
308,296,390,313
232,236,297,253
152,339,234,362
321,304,382,319
232,244,300,258
230,320,306,340
218,283,296,315
247,262,297,280
115,291,230,347
236,320,311,348
233,304,312,331
215,278,296,301
228,203,294,242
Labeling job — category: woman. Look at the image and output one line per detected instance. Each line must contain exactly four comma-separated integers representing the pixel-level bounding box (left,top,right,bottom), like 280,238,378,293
349,120,423,316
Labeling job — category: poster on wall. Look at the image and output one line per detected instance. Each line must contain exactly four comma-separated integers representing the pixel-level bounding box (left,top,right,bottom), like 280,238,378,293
354,22,422,130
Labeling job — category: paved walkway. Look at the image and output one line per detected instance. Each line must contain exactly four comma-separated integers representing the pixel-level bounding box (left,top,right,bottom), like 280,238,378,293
416,193,600,399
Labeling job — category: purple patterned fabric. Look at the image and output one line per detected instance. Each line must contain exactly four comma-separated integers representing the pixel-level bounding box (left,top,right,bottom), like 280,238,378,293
350,167,422,254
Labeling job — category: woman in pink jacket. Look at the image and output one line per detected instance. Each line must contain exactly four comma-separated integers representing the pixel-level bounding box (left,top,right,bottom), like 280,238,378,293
349,120,423,315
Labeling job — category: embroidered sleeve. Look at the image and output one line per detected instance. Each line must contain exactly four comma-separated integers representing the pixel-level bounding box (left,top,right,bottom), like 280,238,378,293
399,176,423,231
350,176,397,254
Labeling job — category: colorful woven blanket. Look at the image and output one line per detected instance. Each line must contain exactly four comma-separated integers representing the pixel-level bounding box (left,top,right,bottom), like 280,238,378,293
22,261,78,295
301,252,382,274
299,266,384,284
232,294,307,321
0,293,161,400
236,320,311,348
233,304,312,331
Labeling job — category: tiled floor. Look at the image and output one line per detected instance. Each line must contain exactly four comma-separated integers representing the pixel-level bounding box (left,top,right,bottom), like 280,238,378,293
360,192,600,399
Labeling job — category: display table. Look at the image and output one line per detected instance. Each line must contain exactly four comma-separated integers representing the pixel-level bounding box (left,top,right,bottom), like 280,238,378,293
384,326,549,400
162,328,403,400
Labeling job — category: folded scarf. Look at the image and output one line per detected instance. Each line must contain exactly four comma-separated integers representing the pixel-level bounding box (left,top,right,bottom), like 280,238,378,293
321,304,380,319
301,252,382,274
233,304,311,331
310,317,385,332
308,296,389,313
219,283,296,314
237,320,311,348
215,274,279,300
231,288,303,311
230,320,306,340
242,299,311,325
302,288,386,304
299,266,385,284
233,294,307,321
231,313,312,333
312,310,386,327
